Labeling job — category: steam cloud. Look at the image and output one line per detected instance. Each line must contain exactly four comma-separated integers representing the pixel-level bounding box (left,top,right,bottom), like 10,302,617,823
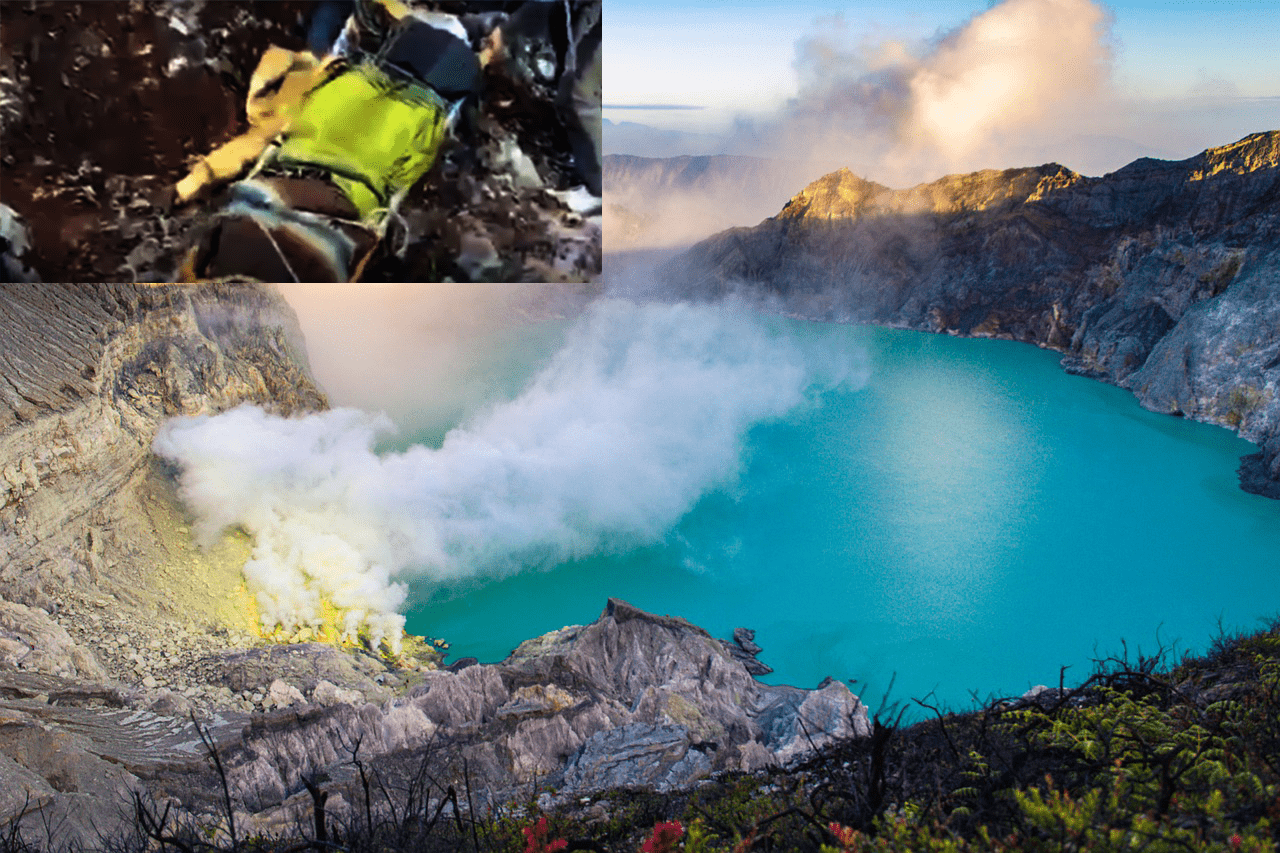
153,299,868,650
763,0,1116,181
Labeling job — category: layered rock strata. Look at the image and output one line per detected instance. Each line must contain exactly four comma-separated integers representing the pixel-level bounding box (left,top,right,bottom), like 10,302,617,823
157,600,865,829
670,131,1280,496
1,284,323,619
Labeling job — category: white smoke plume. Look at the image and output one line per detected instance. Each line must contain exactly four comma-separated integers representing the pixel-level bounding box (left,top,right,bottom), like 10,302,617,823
788,0,1111,178
153,298,868,650
730,0,1116,183
273,283,593,434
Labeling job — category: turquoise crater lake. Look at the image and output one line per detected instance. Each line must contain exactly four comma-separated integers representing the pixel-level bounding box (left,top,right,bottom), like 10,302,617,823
396,306,1280,712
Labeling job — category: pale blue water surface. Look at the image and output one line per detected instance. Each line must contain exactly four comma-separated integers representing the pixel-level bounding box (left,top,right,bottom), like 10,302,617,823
401,312,1280,712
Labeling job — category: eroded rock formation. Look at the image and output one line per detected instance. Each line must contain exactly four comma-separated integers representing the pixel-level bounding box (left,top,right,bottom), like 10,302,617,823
669,131,1280,496
156,600,865,825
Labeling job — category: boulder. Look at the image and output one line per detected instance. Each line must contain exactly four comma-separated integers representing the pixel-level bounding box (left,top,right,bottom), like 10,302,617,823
0,596,105,680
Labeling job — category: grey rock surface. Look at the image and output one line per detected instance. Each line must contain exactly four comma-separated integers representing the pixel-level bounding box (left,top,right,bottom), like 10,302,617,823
182,599,867,819
0,595,105,680
669,130,1280,496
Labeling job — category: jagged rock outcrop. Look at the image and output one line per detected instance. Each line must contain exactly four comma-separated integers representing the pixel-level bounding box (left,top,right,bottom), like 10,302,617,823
0,599,866,848
669,130,1280,496
156,600,866,822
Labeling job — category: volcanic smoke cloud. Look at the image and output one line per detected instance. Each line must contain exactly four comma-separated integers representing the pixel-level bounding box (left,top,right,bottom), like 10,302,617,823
153,299,869,650
739,0,1115,182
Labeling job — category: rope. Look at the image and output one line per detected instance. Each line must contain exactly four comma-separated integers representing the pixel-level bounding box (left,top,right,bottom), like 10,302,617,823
251,216,301,282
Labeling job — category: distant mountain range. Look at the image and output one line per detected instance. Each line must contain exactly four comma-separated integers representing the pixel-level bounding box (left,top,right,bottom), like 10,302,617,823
601,132,1187,251
604,154,828,249
603,117,724,160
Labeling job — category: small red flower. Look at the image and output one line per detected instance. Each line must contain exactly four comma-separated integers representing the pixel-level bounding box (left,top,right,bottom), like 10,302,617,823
641,820,684,853
523,816,568,853
828,822,859,849
1230,835,1243,850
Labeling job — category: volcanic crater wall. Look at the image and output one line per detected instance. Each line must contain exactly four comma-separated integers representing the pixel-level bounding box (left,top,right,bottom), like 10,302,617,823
1,284,325,613
670,130,1280,496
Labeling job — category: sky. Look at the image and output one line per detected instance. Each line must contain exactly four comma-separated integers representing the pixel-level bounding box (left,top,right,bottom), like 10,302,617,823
607,0,1280,178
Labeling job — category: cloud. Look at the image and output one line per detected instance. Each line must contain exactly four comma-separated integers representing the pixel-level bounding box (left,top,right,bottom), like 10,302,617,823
735,0,1117,182
608,0,1123,249
153,299,869,651
605,104,706,110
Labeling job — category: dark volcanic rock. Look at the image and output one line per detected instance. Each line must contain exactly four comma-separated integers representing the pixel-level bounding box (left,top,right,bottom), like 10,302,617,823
670,131,1280,496
721,626,771,675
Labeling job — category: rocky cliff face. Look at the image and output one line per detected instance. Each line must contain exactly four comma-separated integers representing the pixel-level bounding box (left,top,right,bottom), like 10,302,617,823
156,600,865,829
0,283,324,844
604,154,823,249
1,284,324,618
668,130,1280,496
0,286,866,850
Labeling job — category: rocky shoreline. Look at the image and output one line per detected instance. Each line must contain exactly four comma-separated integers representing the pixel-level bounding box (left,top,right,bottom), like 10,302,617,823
666,130,1280,498
0,284,864,850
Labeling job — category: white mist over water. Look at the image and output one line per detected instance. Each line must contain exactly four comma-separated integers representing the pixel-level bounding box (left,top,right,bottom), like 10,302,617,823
153,298,869,649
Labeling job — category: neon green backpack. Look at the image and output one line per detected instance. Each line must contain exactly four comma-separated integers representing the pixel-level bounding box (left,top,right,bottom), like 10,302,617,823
272,62,449,221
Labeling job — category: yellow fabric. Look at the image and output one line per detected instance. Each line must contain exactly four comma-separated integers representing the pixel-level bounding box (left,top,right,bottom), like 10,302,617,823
174,49,341,203
377,0,412,21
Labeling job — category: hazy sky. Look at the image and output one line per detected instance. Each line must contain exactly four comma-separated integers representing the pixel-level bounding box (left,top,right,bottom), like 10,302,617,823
608,0,1280,174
